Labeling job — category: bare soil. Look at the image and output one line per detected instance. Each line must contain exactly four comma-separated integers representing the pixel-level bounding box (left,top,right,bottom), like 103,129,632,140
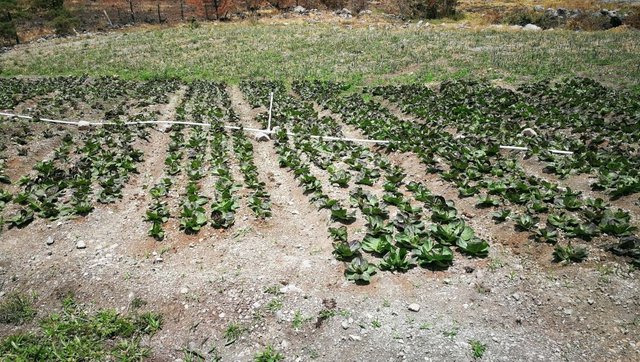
0,85,638,362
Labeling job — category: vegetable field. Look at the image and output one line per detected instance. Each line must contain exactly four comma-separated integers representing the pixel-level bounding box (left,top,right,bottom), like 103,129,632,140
1,76,638,273
0,76,639,360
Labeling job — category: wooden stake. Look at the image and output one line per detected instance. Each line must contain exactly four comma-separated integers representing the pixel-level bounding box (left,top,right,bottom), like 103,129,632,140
103,10,113,27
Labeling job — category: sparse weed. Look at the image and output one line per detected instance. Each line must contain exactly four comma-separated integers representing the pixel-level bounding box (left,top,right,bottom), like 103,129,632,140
0,292,37,325
469,339,486,359
223,323,244,345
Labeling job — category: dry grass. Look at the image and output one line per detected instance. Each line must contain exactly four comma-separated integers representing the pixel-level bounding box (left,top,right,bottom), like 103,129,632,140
1,22,639,92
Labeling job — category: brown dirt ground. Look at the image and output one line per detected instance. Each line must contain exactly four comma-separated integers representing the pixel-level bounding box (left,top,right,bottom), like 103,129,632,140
0,84,638,362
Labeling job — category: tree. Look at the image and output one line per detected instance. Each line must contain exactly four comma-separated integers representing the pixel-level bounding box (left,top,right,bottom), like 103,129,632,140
0,0,19,45
32,0,64,11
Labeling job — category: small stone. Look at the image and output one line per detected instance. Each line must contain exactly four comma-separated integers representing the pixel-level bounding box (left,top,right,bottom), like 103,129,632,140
292,5,307,14
76,240,86,249
218,312,225,318
408,303,421,312
291,210,299,215
523,24,542,31
77,120,91,130
587,299,595,305
349,335,361,341
157,123,172,133
341,321,350,330
512,293,521,301
521,127,538,137
154,256,163,264
180,287,189,294
46,236,54,246
464,266,475,273
563,308,573,316
254,132,270,142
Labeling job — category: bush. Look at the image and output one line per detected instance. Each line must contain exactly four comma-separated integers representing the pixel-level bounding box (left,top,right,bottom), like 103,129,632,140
623,11,640,30
0,20,18,45
320,0,347,10
503,8,560,29
51,8,78,36
32,0,64,11
396,0,458,20
565,13,615,31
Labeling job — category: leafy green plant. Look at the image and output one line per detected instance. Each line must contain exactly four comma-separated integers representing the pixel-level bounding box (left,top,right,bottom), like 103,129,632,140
491,209,511,223
344,257,377,284
328,226,348,242
553,243,588,263
361,234,393,255
476,194,500,208
413,240,454,269
330,206,356,224
534,227,558,244
515,214,538,231
458,238,490,258
379,247,415,272
254,345,284,362
332,240,361,261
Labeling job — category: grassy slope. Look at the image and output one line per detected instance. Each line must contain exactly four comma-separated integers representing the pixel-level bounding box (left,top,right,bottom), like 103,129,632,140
1,22,639,91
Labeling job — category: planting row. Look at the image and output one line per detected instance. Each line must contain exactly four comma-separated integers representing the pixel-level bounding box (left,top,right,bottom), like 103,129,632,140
294,79,639,266
243,80,490,283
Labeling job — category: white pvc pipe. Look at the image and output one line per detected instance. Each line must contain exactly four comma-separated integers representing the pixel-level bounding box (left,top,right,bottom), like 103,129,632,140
500,145,573,155
0,112,576,151
267,92,274,132
0,111,389,144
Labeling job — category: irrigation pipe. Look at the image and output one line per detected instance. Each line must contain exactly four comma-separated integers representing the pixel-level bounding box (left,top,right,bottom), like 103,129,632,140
267,92,274,132
499,145,573,155
0,112,575,153
0,111,389,145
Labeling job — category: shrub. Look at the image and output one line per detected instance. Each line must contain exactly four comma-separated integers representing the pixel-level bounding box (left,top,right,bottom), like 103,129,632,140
320,0,347,10
32,0,64,11
503,8,560,29
396,0,458,20
0,20,18,45
623,11,640,29
51,8,78,36
565,13,614,31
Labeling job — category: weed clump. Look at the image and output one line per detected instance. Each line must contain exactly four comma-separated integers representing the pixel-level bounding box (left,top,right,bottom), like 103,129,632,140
0,292,37,325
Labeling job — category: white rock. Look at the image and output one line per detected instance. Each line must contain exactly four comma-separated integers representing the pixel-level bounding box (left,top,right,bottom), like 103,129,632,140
180,287,189,294
280,284,303,294
523,23,542,31
349,335,362,341
46,236,54,246
342,320,350,329
521,127,538,137
157,123,172,133
408,303,421,312
293,5,307,14
77,121,91,130
254,132,270,142
76,240,86,249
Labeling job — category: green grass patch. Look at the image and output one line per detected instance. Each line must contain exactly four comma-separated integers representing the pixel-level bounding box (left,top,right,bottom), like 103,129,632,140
0,23,639,90
0,292,37,325
0,296,162,361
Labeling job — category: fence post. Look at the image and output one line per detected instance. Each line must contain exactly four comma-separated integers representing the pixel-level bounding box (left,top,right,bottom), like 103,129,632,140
129,0,135,23
180,0,184,21
157,1,161,23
